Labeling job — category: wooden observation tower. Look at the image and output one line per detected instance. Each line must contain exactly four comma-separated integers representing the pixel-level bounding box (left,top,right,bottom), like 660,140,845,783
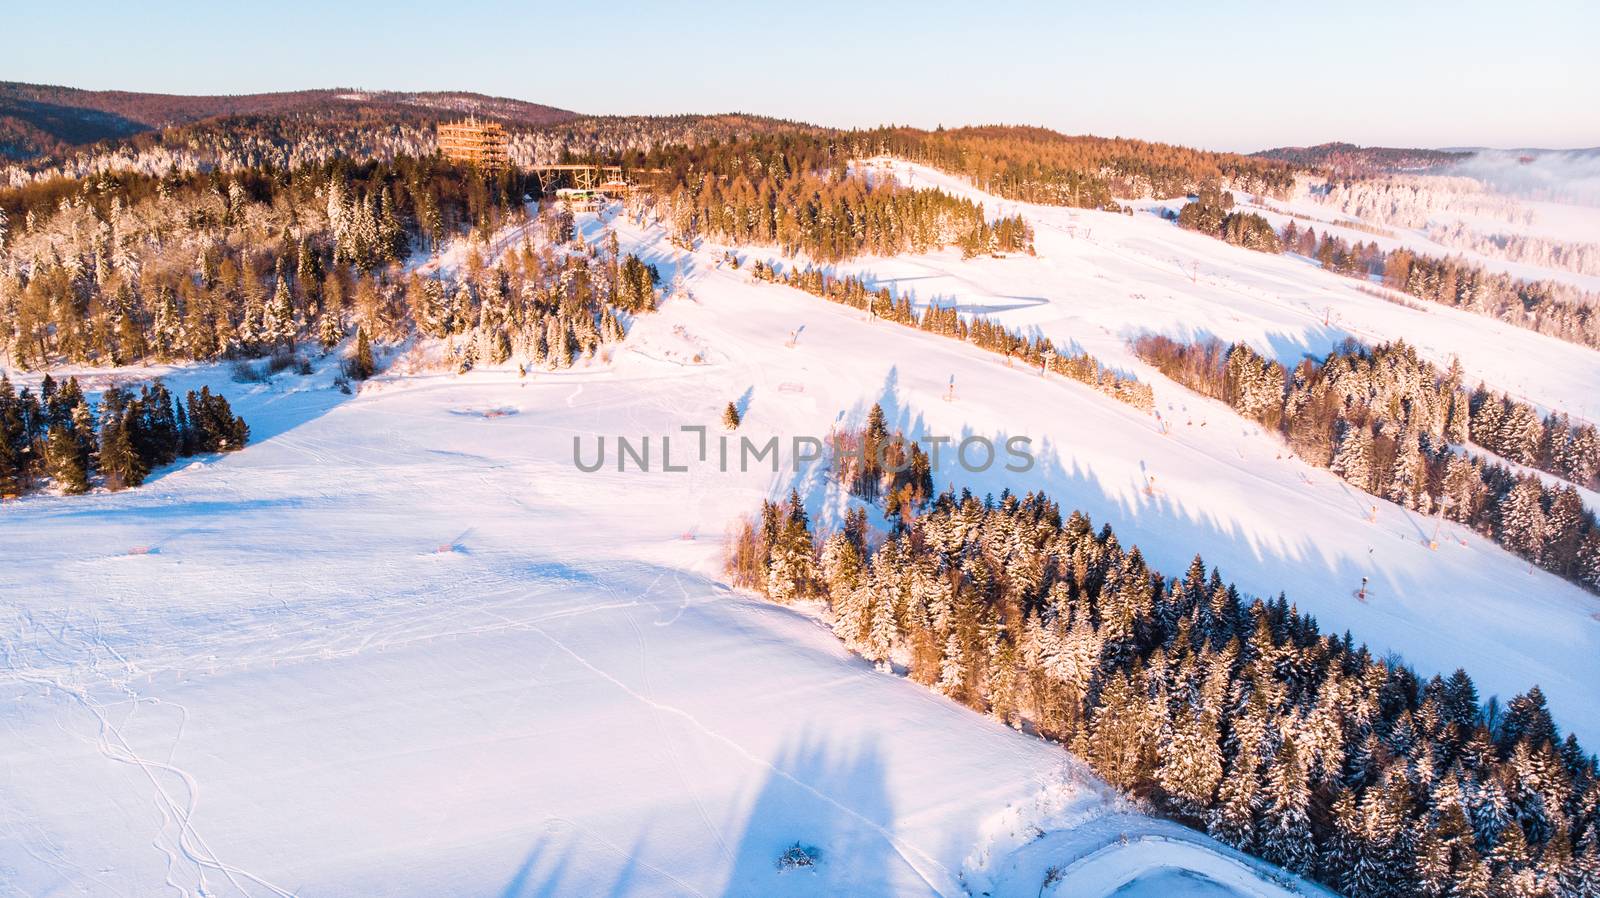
437,116,509,173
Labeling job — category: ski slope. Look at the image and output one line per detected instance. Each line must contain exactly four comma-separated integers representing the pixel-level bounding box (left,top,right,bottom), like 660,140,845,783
853,158,1600,424
1,177,1595,896
0,358,1080,898
0,303,1326,893
618,197,1600,746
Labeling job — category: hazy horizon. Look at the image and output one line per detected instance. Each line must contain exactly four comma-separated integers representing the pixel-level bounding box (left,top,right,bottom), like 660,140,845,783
11,75,1600,157
9,0,1597,155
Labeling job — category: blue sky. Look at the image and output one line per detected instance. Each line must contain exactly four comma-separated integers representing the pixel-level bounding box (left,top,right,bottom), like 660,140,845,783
9,0,1598,152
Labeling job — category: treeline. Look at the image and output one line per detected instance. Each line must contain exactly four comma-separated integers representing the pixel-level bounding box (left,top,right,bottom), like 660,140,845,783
1469,390,1599,489
0,156,535,369
404,230,657,374
644,133,1032,261
864,125,1297,209
1270,221,1600,352
1173,185,1282,253
732,486,1600,898
0,151,662,373
0,373,247,497
4,108,809,192
745,260,1152,410
1426,221,1600,280
1133,336,1600,591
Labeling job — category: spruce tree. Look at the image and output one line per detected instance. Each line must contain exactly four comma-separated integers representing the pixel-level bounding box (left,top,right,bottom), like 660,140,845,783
819,530,864,597
318,307,344,350
1385,427,1425,510
45,425,89,494
1157,704,1224,820
268,275,296,350
866,581,900,670
98,415,146,490
1258,739,1314,875
0,434,20,499
1497,478,1548,562
1210,752,1261,851
765,491,816,603
350,326,375,380
1331,421,1376,491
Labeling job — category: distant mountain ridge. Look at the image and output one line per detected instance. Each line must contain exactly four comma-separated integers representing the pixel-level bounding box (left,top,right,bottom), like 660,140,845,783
1252,141,1471,174
0,82,579,160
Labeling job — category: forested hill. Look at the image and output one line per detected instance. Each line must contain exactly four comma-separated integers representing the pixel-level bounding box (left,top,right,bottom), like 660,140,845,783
0,82,579,161
1253,141,1471,174
867,125,1299,206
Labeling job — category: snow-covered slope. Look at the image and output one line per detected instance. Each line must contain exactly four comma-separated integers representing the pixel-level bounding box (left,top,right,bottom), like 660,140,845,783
0,358,1072,897
0,308,1328,894
2,180,1594,896
854,158,1600,423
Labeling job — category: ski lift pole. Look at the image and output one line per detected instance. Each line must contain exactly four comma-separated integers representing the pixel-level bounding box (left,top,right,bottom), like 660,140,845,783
1428,496,1452,550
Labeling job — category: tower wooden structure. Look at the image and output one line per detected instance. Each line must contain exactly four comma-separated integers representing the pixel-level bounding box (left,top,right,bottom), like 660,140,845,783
437,117,509,173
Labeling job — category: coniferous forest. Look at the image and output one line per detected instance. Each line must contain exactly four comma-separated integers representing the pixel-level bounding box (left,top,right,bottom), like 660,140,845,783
1,8,1593,889
1274,221,1600,352
0,156,659,376
865,126,1299,209
0,373,247,497
1132,336,1600,593
732,476,1600,898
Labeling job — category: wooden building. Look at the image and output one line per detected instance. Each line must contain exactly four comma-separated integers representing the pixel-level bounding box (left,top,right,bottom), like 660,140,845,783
436,117,508,173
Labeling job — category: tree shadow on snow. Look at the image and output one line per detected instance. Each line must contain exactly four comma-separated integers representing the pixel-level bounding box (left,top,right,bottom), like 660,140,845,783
773,380,1435,667
492,731,905,898
715,733,902,898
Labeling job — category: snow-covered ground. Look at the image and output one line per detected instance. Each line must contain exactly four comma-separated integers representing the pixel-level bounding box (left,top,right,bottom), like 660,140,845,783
1241,187,1600,293
0,303,1321,894
855,159,1600,422
3,170,1597,896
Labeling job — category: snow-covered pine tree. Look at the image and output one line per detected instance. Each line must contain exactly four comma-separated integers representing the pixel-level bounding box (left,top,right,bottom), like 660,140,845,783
1209,751,1261,851
1471,394,1507,454
1156,704,1225,820
318,306,344,349
267,275,296,350
1331,421,1376,491
1258,739,1315,875
1497,477,1548,562
547,316,572,368
1500,403,1543,466
1578,529,1600,591
98,412,146,491
1323,787,1366,892
765,491,817,603
936,628,964,698
986,635,1021,727
1385,427,1426,510
819,530,864,597
1539,487,1585,576
864,565,901,671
